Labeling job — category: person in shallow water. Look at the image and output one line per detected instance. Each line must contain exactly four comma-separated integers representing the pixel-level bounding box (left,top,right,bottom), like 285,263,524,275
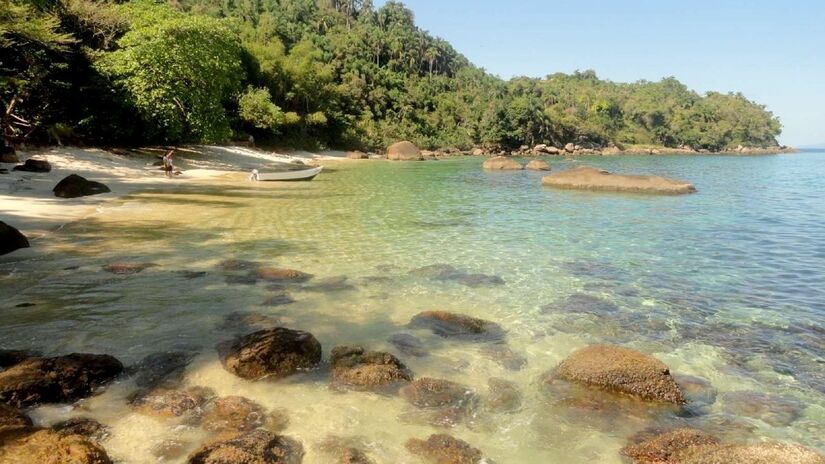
162,148,175,177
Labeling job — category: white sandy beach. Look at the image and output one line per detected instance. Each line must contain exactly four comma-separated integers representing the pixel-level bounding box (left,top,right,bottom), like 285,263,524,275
0,145,351,251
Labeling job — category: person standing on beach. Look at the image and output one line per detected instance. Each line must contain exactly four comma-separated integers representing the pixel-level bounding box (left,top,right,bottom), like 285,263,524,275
162,149,175,177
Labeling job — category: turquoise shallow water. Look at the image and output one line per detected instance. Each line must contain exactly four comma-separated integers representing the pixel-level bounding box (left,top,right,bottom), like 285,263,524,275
1,151,824,462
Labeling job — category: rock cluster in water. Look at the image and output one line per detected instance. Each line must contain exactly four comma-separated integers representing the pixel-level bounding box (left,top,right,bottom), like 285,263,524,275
218,327,323,380
542,166,697,194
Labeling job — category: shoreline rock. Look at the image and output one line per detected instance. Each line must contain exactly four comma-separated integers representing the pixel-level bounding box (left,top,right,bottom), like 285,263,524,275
387,141,423,161
13,158,51,173
0,428,112,464
482,156,523,170
53,174,111,198
542,166,696,195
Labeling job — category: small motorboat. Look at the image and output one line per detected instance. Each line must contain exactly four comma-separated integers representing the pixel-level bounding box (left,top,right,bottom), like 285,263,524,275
257,166,322,181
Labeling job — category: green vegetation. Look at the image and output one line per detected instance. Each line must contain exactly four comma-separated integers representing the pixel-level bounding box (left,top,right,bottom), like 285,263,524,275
1,0,782,151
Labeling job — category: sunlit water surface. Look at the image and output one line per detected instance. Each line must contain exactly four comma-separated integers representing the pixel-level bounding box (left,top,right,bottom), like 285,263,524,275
2,152,824,463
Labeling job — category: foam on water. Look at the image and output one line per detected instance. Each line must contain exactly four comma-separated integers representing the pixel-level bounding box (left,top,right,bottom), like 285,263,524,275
2,152,824,462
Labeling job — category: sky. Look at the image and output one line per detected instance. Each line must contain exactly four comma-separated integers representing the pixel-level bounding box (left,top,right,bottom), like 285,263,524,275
374,0,825,147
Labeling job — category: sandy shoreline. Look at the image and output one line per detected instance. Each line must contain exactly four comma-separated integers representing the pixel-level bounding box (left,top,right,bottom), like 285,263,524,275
0,145,351,258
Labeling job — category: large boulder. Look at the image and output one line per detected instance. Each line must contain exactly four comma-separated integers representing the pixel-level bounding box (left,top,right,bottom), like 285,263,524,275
405,434,484,464
0,404,31,433
387,141,423,161
330,345,413,390
526,159,551,171
187,430,304,464
219,328,322,380
551,345,685,404
0,145,19,163
0,428,112,464
674,442,825,464
542,166,696,195
408,311,504,342
53,174,111,198
621,428,719,464
13,158,51,173
482,156,523,170
0,222,29,256
0,354,123,408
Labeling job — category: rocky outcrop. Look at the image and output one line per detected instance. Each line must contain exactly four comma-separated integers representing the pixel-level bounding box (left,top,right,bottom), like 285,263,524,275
674,442,825,464
408,311,504,342
13,158,51,173
551,345,685,404
255,268,313,283
405,434,484,464
330,345,412,390
542,166,696,195
526,159,551,171
187,430,304,464
219,328,322,380
0,428,112,464
0,222,30,256
0,354,123,408
52,174,111,198
201,396,267,433
130,387,211,419
0,404,31,433
621,428,719,464
482,156,523,170
387,141,423,161
51,417,111,442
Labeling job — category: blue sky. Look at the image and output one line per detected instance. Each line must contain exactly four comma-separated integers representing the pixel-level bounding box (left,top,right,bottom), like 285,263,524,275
374,0,825,146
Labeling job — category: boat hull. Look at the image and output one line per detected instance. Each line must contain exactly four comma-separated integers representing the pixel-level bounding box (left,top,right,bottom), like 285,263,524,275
258,166,322,181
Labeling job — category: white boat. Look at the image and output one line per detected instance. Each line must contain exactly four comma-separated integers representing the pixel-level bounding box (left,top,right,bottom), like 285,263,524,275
257,166,322,181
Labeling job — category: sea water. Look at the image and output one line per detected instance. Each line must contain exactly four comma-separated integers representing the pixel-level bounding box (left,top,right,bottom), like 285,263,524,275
1,151,824,462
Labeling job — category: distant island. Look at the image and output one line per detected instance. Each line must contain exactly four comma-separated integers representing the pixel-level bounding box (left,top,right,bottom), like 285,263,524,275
2,0,786,154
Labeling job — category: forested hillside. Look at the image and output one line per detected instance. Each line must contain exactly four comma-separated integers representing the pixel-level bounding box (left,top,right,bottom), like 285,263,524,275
1,0,783,151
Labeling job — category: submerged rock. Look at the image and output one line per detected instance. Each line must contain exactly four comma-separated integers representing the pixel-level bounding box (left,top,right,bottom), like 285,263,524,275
219,328,322,380
479,344,526,371
544,293,620,316
53,174,111,198
526,159,551,171
339,447,374,464
387,141,423,161
201,396,267,433
187,430,304,464
13,158,51,173
409,311,504,342
452,273,505,288
262,293,296,307
153,439,190,461
0,221,30,256
102,262,157,275
409,264,462,280
0,404,32,433
721,390,803,427
621,428,719,464
0,429,112,463
408,265,504,288
219,311,282,333
255,268,313,283
405,434,484,464
551,345,685,404
388,333,428,357
674,374,717,410
219,259,260,271
129,351,194,389
482,156,523,170
401,378,477,410
51,417,111,442
484,378,522,413
130,387,211,419
0,353,123,408
542,166,696,195
330,345,413,390
673,442,825,464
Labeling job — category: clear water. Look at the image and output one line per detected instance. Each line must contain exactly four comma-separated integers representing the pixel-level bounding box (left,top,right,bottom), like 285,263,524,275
1,152,824,462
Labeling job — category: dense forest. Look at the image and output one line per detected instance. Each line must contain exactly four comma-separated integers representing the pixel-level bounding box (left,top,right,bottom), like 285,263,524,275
1,0,783,151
